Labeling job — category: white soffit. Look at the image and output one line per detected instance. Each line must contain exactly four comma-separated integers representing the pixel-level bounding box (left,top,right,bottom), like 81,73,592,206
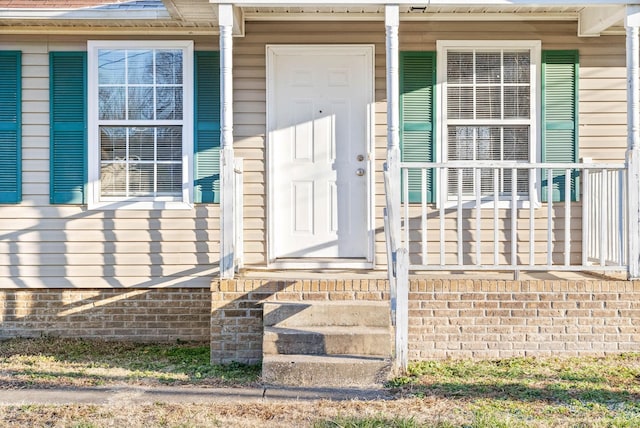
241,5,626,35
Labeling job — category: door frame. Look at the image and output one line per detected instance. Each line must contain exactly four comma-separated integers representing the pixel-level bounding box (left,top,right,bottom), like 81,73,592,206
266,44,376,269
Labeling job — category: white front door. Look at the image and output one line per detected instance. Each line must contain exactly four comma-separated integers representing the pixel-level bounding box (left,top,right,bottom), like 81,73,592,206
268,46,373,262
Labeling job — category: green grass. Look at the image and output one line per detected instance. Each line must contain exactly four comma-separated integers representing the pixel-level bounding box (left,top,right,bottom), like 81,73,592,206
387,353,640,427
0,337,260,388
315,416,422,428
2,339,640,427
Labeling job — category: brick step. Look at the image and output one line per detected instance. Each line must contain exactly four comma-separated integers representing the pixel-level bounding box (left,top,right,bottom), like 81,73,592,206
263,301,390,328
262,354,391,387
263,326,391,356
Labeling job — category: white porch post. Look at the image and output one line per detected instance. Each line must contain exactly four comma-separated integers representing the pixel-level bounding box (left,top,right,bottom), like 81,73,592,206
386,4,401,244
219,3,236,279
626,5,640,279
385,4,408,373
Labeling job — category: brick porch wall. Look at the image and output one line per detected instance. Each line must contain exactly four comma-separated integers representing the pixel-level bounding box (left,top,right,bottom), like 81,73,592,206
210,279,389,363
211,278,640,364
0,288,210,342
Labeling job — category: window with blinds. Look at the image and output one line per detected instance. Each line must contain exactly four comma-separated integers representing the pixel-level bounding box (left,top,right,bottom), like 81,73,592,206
444,47,534,199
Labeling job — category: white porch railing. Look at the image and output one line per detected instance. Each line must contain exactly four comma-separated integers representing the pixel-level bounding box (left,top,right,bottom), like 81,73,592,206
394,161,628,275
384,160,628,371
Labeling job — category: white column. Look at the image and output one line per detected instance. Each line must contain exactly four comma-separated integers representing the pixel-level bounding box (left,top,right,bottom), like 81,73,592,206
385,4,408,374
386,4,401,245
219,3,236,279
626,6,640,279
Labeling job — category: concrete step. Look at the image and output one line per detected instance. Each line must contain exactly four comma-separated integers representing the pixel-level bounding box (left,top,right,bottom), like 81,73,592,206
263,326,391,356
263,301,390,328
262,354,391,387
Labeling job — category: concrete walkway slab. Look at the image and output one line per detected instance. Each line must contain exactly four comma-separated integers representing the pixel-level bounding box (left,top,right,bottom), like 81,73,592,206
0,385,392,405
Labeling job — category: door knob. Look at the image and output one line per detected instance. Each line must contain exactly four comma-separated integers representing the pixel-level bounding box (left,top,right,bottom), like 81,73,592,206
356,168,365,176
357,154,365,162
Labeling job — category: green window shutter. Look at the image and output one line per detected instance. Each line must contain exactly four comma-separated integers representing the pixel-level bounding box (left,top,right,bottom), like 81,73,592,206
50,52,87,204
400,51,436,203
0,51,21,204
541,50,579,202
194,51,221,204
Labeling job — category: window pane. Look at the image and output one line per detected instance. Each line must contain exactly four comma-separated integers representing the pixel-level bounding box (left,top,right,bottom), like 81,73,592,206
156,50,183,85
100,127,126,161
128,87,154,120
99,87,125,120
504,126,530,194
129,163,154,196
448,52,473,84
129,127,155,161
447,87,473,119
127,50,154,85
157,127,182,161
157,164,182,195
476,127,501,160
504,51,530,84
447,127,474,195
98,50,125,85
101,163,127,196
504,86,530,119
476,86,502,119
156,87,183,120
475,51,501,84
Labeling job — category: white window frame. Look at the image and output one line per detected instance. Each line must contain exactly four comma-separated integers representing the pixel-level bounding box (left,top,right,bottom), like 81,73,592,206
87,40,194,210
436,40,541,209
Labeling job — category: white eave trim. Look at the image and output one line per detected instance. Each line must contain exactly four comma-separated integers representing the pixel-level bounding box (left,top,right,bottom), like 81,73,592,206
211,0,640,6
0,8,171,20
245,11,580,22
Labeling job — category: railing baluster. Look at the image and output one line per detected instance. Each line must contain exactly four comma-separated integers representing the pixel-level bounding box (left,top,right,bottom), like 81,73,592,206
600,169,607,266
421,168,427,266
457,168,463,266
529,166,535,266
620,170,626,264
564,168,571,266
494,168,499,265
475,167,481,265
403,167,409,250
440,168,446,266
511,168,517,268
622,169,628,264
547,168,553,266
608,170,614,262
582,168,590,266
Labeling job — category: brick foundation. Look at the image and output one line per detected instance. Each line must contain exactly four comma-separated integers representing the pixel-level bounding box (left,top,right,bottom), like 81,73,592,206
211,278,640,364
0,288,210,342
410,279,640,360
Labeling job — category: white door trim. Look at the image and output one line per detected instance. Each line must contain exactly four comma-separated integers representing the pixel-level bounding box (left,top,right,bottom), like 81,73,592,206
266,44,375,269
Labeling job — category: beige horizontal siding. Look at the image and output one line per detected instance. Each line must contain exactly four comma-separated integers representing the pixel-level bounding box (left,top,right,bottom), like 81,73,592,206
0,21,629,285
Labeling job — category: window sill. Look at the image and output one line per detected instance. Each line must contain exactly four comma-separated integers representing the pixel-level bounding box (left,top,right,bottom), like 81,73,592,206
87,201,194,211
